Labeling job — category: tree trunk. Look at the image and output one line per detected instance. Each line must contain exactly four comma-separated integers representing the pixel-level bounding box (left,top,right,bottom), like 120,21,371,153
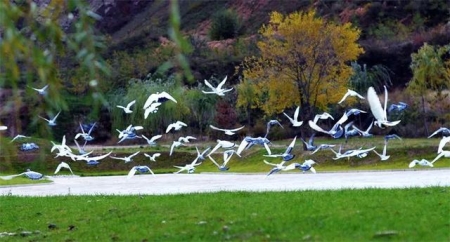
421,95,429,136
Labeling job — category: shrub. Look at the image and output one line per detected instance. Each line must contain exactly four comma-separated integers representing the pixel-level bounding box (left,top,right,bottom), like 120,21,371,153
209,9,243,40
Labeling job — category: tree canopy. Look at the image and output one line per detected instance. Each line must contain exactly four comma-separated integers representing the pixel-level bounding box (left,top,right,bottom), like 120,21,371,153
237,10,364,118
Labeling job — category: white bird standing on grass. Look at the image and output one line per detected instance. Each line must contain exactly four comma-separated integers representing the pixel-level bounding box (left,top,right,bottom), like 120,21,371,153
116,100,136,114
283,106,303,127
338,89,365,104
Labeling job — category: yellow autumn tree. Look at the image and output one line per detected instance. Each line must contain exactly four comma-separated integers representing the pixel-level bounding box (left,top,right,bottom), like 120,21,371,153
237,10,364,120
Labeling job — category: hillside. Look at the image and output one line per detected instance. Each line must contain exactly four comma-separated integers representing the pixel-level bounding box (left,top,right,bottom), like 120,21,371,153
92,0,450,87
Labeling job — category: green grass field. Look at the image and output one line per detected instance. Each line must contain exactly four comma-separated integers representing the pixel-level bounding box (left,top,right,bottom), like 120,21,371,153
0,187,448,241
0,137,448,185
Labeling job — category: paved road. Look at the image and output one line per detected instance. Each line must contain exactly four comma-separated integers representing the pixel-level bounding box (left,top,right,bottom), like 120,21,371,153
1,169,449,196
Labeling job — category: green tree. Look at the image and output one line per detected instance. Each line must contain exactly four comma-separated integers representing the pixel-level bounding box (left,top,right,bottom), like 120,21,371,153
0,0,109,137
349,62,393,94
209,9,243,40
237,10,363,143
407,43,450,135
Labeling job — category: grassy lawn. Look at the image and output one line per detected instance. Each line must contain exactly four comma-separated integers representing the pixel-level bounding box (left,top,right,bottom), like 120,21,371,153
0,187,448,241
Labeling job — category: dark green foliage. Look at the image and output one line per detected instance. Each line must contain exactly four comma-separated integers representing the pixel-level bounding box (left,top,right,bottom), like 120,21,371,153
209,9,244,41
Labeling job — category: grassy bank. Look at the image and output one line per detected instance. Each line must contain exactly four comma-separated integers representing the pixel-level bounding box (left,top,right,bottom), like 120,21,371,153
0,187,448,241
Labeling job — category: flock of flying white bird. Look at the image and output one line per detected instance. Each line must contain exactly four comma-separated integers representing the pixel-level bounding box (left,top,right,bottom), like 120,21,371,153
0,76,449,180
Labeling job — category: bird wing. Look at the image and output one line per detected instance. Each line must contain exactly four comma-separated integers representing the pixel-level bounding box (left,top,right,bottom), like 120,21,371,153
52,111,61,122
217,76,228,89
308,120,330,135
383,85,388,119
293,106,300,120
263,143,272,155
283,112,294,124
170,142,176,156
166,124,174,133
367,87,385,122
54,162,64,174
309,167,317,174
150,134,162,142
0,173,24,180
437,136,450,153
210,125,226,131
236,139,249,156
160,91,177,103
127,167,137,179
204,79,215,90
154,153,161,158
143,93,158,109
338,91,350,104
408,160,418,168
208,143,221,156
87,122,96,135
129,151,140,158
208,155,220,168
230,126,245,132
431,152,445,164
263,160,278,167
127,100,136,109
116,105,125,110
428,128,443,138
38,115,50,122
177,121,187,126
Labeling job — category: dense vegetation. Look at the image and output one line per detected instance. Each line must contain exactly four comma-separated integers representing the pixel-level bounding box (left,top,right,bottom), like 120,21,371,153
0,0,449,146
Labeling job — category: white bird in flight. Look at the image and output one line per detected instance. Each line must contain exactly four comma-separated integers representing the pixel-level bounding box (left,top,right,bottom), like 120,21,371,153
110,151,140,163
209,125,245,135
144,153,161,162
0,126,7,131
428,127,450,138
283,106,303,127
170,140,185,156
38,111,61,126
367,86,401,128
0,169,45,180
372,140,390,161
313,112,334,124
173,158,202,174
166,121,187,133
208,139,236,156
127,165,155,179
143,91,177,110
141,134,162,146
54,162,74,175
178,136,196,143
10,134,30,143
338,89,365,104
143,102,162,119
202,76,233,96
29,84,49,95
116,100,136,114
